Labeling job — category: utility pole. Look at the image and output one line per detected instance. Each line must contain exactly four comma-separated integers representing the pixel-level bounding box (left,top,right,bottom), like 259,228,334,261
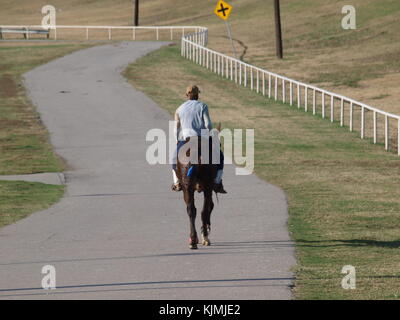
133,0,139,26
273,0,283,59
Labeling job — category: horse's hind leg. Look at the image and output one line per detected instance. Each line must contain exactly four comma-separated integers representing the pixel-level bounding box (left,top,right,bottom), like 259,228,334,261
184,188,198,249
201,189,214,246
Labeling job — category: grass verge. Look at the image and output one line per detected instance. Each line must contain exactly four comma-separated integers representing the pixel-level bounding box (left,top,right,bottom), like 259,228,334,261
0,181,64,228
0,42,92,228
124,44,400,300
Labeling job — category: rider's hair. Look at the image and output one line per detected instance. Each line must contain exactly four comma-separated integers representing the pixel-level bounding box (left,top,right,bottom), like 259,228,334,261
186,85,200,100
187,92,199,100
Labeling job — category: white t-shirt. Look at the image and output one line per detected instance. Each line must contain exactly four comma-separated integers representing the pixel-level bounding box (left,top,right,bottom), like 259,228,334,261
175,99,213,140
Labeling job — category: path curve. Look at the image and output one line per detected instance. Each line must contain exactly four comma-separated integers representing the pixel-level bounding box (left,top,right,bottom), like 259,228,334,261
0,42,295,299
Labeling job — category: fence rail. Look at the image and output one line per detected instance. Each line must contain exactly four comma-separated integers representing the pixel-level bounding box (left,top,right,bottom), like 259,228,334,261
0,25,207,42
182,29,400,156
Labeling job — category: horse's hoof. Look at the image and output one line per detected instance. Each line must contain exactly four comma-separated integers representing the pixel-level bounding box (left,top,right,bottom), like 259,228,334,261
202,239,211,246
189,237,198,249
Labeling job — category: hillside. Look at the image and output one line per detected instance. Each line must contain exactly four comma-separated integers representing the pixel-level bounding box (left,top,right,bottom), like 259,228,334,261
1,0,399,114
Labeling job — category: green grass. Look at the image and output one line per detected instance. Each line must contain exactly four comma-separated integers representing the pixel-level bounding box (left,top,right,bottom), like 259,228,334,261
124,44,400,300
0,181,65,228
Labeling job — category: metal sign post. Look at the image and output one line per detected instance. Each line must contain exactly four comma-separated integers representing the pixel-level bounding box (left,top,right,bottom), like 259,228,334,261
224,20,237,59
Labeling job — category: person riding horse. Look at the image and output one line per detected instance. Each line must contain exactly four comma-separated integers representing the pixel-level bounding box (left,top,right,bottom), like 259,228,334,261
171,85,227,194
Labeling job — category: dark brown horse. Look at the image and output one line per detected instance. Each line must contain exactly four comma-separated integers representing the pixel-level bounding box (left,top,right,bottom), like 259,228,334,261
176,136,218,249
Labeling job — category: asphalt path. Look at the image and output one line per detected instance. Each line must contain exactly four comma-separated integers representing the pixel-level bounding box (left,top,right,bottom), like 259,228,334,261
0,42,295,299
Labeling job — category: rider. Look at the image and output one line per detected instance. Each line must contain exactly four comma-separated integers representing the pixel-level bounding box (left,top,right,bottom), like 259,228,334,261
172,85,227,194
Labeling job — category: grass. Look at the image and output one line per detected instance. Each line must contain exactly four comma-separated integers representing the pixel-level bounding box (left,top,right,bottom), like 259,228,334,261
0,42,93,228
124,44,400,299
1,0,399,113
0,181,64,228
1,0,399,298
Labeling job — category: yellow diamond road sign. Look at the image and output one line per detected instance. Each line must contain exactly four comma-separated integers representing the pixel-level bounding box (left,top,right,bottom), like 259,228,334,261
214,0,232,21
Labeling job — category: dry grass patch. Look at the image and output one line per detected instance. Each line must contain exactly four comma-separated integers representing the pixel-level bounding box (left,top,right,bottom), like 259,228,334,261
1,0,399,112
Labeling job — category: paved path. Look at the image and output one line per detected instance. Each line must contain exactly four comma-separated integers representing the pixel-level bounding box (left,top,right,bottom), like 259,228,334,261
0,42,295,299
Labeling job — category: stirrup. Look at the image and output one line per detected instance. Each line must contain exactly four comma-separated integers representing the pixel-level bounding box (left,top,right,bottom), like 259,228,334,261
213,182,227,194
171,182,182,192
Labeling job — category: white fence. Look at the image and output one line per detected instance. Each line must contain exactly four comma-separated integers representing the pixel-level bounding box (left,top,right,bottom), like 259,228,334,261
182,29,400,156
1,24,398,155
0,25,207,43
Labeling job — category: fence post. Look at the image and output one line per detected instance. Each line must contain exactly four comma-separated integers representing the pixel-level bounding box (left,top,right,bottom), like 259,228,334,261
398,119,400,156
340,99,344,126
230,59,233,80
350,102,353,132
331,95,334,122
290,82,293,106
313,89,316,115
251,68,254,90
214,53,217,73
257,70,260,93
385,115,389,150
282,79,285,102
373,111,377,144
262,72,266,96
361,106,365,139
109,28,111,40
297,84,301,108
244,65,247,87
321,93,325,118
198,46,201,65
238,62,241,85
226,57,229,79
304,87,308,112
275,76,278,101
268,74,272,98
236,61,239,84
